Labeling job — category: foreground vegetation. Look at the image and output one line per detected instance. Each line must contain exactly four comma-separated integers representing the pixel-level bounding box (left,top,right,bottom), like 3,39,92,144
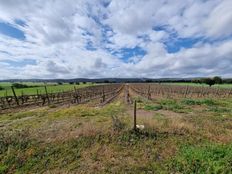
0,96,232,173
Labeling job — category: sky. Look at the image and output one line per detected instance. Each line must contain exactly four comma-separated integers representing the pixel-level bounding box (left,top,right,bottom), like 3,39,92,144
0,0,232,79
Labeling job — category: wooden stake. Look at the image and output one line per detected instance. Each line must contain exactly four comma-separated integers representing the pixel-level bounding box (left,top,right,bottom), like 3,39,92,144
44,86,50,104
134,100,137,130
11,86,19,106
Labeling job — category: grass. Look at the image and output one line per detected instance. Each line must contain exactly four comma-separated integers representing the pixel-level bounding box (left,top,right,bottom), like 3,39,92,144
163,82,232,88
170,143,232,173
0,97,232,173
0,82,94,97
181,98,216,106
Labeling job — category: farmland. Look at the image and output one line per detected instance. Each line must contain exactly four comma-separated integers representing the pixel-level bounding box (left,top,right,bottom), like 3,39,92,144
0,83,232,173
0,82,94,97
164,82,232,88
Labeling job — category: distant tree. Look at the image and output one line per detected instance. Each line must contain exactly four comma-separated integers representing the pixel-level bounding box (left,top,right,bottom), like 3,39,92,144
104,80,110,83
145,79,153,83
191,79,202,84
12,83,29,89
213,76,223,84
0,86,4,90
223,79,232,84
69,82,74,85
203,78,215,87
75,82,80,85
82,82,86,84
57,82,63,85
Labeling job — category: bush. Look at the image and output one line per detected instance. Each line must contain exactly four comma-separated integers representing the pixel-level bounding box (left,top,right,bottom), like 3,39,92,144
0,86,4,90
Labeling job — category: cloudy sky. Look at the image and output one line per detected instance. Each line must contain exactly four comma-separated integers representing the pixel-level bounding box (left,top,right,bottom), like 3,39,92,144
0,0,231,79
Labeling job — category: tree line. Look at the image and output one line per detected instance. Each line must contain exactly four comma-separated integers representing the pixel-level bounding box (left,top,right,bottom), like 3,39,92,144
191,76,223,87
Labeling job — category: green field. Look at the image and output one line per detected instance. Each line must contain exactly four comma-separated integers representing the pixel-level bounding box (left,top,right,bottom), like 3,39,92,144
163,82,232,88
0,82,94,97
0,96,232,173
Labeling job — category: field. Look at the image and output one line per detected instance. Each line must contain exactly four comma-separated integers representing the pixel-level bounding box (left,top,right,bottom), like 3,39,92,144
0,83,232,173
0,82,94,97
163,82,232,88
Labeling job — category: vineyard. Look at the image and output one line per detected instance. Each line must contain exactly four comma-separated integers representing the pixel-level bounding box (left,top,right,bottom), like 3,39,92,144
130,83,232,99
1,83,232,173
0,84,123,113
1,83,231,113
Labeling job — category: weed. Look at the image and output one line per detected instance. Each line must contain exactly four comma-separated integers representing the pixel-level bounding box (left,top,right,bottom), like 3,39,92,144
182,98,216,106
144,104,163,111
207,106,231,113
111,115,125,131
169,143,232,173
159,99,186,113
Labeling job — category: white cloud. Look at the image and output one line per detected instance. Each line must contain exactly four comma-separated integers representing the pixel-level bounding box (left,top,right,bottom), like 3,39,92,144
0,0,231,79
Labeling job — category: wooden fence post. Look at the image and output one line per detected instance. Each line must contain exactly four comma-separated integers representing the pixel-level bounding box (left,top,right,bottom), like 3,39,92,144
134,100,137,130
11,86,19,106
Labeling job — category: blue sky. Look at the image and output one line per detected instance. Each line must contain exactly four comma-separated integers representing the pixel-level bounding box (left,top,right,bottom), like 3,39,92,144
0,0,231,79
0,22,25,40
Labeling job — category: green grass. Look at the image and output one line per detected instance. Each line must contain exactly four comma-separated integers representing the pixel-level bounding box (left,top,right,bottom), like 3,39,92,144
0,82,94,97
163,82,232,88
181,98,216,106
0,98,232,173
170,143,232,173
142,99,189,113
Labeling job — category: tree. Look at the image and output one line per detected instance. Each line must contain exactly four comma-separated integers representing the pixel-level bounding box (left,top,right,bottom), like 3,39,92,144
12,83,29,88
203,78,215,87
0,86,4,90
213,76,222,84
191,78,202,84
57,82,63,85
75,82,80,85
69,82,74,85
